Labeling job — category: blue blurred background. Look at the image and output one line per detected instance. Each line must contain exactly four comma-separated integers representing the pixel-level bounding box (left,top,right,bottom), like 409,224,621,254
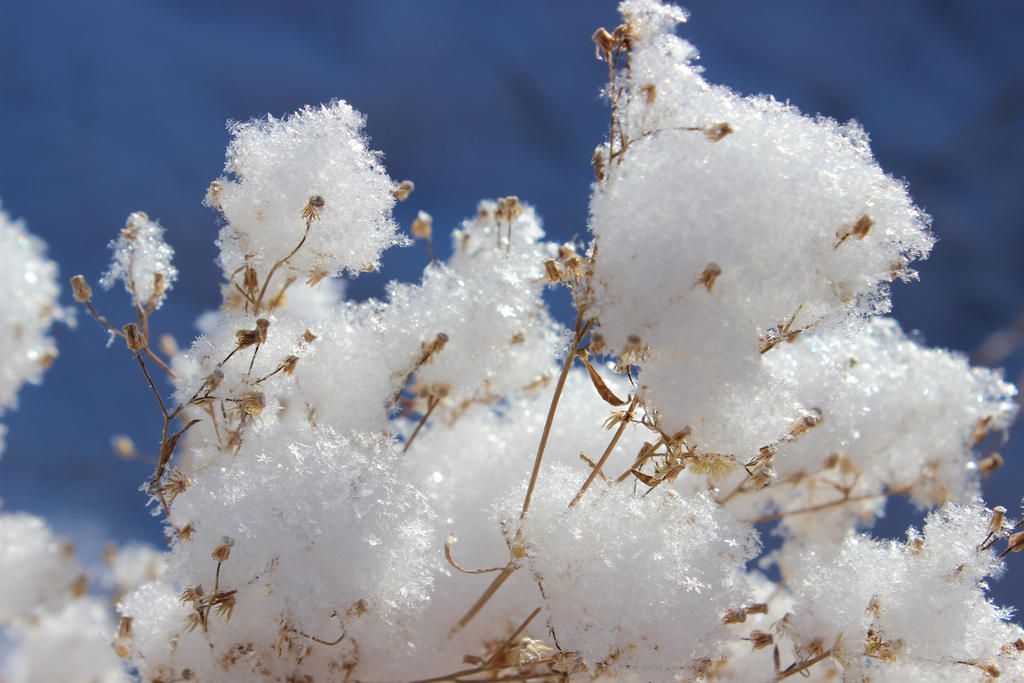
1,1,1022,616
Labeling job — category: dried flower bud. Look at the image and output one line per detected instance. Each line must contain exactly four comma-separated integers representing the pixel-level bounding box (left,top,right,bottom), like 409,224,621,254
211,537,234,563
978,452,1004,476
589,333,606,355
71,574,88,598
723,608,746,624
749,630,774,650
592,27,615,58
301,195,326,224
411,211,433,240
746,603,768,615
238,391,265,418
393,179,415,201
302,328,318,344
152,272,167,299
988,506,1007,537
1004,530,1024,555
123,323,146,351
112,435,136,460
695,262,722,292
159,334,179,357
118,616,133,639
641,83,657,104
281,355,299,375
178,524,195,542
243,266,259,297
704,122,733,142
790,407,823,437
834,213,874,248
70,274,93,302
115,644,131,659
593,147,606,182
544,259,562,284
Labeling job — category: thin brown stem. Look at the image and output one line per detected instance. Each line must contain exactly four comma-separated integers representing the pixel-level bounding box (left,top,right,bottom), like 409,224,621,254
775,648,834,681
254,223,311,314
570,393,639,507
521,313,594,519
135,351,168,418
744,488,909,525
403,397,439,454
454,564,516,632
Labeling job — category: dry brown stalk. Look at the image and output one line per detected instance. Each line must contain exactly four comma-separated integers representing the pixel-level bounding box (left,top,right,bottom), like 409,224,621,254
743,488,909,525
570,392,639,507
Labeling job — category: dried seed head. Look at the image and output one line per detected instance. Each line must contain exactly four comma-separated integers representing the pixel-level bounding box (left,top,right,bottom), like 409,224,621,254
704,122,733,142
593,147,606,182
619,334,649,368
123,323,146,351
71,574,88,598
544,259,562,284
988,506,1007,537
592,27,615,58
159,334,179,357
70,275,93,303
1005,530,1024,555
790,407,824,437
306,267,329,287
207,180,224,210
746,603,769,616
695,262,722,292
243,266,259,297
979,452,1004,476
122,212,147,240
238,391,265,418
152,272,167,299
213,591,236,621
281,355,300,375
750,466,777,490
178,523,195,541
749,630,774,650
411,211,433,240
422,332,449,362
301,328,318,344
118,616,133,639
301,195,326,225
211,537,234,563
509,330,526,345
641,83,657,104
589,333,606,355
393,179,415,201
112,435,136,460
834,213,874,248
115,644,131,659
496,196,522,223
723,608,746,624
255,318,270,343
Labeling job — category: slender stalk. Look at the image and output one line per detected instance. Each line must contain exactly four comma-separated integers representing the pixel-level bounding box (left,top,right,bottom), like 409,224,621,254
570,392,638,507
775,648,834,681
744,488,908,525
521,313,593,519
403,396,439,454
454,564,515,632
253,223,311,314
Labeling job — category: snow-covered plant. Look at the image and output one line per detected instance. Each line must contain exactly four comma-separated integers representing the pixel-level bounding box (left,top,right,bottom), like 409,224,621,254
2,1,1023,681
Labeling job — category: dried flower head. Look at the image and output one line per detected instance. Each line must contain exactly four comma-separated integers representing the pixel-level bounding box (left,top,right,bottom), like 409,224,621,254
393,179,415,201
70,274,92,303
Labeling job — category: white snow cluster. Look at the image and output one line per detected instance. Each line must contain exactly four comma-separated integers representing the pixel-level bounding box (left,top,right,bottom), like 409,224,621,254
0,204,64,454
99,211,177,311
0,514,127,683
2,1,1022,681
589,0,934,458
208,100,405,283
786,501,1024,681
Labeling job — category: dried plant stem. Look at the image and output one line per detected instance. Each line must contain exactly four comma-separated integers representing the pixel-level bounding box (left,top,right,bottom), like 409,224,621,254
253,222,312,314
744,488,909,525
775,648,834,681
521,312,594,519
454,564,516,632
485,606,542,667
82,300,176,378
403,396,439,454
570,392,639,507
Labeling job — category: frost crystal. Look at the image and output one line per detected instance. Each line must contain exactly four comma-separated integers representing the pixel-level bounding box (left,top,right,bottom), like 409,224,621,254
99,211,177,311
209,100,404,282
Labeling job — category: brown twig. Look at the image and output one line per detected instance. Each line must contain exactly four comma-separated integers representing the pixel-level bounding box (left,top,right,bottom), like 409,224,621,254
404,396,439,454
743,488,909,525
570,392,639,507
